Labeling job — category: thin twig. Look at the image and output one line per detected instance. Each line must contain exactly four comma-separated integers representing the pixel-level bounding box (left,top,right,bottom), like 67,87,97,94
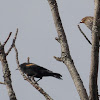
6,28,18,56
13,45,53,100
3,32,12,46
77,24,92,45
14,45,20,65
27,57,30,63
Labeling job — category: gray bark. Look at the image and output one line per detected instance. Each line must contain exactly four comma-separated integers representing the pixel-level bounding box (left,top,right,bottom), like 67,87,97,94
89,0,100,100
0,44,17,100
47,0,89,100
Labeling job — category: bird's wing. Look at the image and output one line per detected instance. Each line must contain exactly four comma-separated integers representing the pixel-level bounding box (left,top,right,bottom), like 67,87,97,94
27,63,53,73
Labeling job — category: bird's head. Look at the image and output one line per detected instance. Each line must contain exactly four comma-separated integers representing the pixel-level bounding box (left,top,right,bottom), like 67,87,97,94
80,16,93,24
80,16,93,31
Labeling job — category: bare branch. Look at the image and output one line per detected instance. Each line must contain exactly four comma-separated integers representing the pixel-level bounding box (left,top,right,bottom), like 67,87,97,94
6,28,18,56
27,57,30,63
0,44,17,100
47,0,89,100
89,0,100,100
77,24,92,45
3,32,12,46
14,45,53,100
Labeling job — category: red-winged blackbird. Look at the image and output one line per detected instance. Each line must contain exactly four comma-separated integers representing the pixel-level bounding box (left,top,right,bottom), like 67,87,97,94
19,63,62,82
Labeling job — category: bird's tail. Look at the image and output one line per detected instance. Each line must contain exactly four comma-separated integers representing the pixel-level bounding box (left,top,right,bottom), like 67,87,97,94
52,73,62,80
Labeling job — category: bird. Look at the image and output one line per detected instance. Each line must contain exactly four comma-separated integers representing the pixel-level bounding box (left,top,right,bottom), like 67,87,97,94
80,16,93,31
80,16,100,41
19,63,62,82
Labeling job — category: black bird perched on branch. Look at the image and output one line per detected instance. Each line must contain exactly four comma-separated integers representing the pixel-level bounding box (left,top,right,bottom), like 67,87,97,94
19,63,62,82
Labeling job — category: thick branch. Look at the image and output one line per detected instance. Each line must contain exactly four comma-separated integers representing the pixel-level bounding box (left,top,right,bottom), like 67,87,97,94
47,0,89,100
89,0,100,100
14,45,53,100
0,44,17,100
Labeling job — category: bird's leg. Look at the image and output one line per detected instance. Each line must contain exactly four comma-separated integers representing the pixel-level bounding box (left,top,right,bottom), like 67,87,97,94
36,78,42,83
30,76,39,84
31,76,35,81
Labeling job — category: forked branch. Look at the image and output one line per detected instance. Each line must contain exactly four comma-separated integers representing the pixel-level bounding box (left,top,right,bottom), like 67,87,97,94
0,30,17,100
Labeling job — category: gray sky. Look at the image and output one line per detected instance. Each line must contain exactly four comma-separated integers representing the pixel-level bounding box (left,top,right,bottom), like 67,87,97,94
0,0,97,100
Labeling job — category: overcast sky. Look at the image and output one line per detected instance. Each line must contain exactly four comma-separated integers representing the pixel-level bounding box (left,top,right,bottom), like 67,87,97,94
0,0,97,100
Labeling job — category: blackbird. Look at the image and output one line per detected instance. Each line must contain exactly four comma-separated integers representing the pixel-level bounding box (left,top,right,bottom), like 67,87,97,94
19,63,62,82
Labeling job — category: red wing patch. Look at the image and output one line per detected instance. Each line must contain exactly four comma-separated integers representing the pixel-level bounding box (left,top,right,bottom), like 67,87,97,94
26,64,35,66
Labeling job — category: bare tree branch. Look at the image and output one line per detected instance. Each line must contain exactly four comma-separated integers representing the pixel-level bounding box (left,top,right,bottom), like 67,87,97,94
14,45,53,100
89,0,100,100
3,32,12,46
77,24,92,45
47,0,89,100
6,28,18,56
27,57,30,63
0,36,17,100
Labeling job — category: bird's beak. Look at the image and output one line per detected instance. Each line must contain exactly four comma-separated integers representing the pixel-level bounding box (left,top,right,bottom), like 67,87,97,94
80,21,83,23
78,21,83,25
